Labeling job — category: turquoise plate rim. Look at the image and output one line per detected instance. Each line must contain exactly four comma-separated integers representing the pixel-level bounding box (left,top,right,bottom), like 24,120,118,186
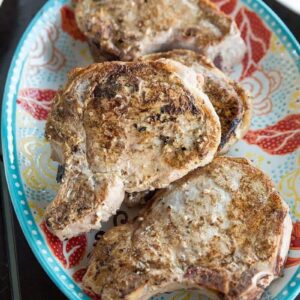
1,0,300,299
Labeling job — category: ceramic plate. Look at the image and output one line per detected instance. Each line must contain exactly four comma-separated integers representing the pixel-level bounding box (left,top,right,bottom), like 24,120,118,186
1,0,300,299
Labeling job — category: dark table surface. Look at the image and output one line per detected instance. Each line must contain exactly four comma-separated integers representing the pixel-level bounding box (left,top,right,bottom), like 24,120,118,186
0,1,299,299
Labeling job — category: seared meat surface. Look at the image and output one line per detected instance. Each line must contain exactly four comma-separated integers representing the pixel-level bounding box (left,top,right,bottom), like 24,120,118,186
75,0,246,70
45,60,221,239
83,157,292,300
142,49,252,153
125,50,252,208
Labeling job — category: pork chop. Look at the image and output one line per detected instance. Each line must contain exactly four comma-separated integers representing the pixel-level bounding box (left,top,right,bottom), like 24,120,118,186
125,50,252,208
142,50,252,153
45,60,221,239
83,157,292,300
75,0,246,70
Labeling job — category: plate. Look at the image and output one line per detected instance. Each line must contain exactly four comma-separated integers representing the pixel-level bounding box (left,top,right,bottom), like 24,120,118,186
1,0,300,299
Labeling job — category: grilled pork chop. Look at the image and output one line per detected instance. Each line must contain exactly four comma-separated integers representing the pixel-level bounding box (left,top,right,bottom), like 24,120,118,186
75,0,246,70
125,50,252,208
83,157,292,300
45,60,221,239
142,50,252,153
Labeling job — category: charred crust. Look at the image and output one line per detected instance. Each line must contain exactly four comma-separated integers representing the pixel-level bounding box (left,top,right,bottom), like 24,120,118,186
183,27,201,38
203,80,243,151
191,102,200,115
142,49,249,152
138,126,147,132
159,135,172,145
93,85,117,99
88,40,120,62
160,105,172,114
219,117,241,149
72,145,79,153
56,165,65,183
147,113,161,122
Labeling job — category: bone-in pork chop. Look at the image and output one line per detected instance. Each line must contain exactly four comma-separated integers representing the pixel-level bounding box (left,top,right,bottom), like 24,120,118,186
142,50,252,153
125,50,252,208
45,60,221,239
75,0,246,70
83,157,292,300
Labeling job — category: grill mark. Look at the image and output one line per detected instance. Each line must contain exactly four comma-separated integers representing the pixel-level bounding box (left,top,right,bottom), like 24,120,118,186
93,83,118,99
56,164,65,183
219,117,241,149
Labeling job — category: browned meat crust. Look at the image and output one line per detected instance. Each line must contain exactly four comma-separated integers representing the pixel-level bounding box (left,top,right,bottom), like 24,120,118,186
83,157,291,300
75,0,246,70
142,49,252,153
45,60,221,239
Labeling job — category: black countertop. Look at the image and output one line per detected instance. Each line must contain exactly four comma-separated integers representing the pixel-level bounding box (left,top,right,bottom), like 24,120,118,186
0,1,299,299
